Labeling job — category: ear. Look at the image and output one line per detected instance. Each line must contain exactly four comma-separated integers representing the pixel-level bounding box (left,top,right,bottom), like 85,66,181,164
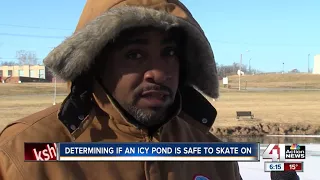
66,81,72,93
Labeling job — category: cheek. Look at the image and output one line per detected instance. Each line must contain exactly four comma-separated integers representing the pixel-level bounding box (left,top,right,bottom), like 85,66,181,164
172,72,180,91
169,62,180,93
113,74,142,98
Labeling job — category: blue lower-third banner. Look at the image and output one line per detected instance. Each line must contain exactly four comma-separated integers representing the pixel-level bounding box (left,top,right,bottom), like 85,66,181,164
57,142,260,161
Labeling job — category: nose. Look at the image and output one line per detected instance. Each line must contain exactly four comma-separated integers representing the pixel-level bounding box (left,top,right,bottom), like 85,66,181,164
144,69,172,84
143,59,172,84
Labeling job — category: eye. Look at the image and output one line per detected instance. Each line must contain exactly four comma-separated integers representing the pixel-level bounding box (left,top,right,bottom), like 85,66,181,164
169,50,175,56
126,51,143,60
163,47,178,57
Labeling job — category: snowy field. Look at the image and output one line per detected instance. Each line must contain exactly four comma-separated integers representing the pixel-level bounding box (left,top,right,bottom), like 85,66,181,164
239,144,319,180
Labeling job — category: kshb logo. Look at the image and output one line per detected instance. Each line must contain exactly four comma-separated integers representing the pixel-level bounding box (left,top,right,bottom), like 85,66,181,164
262,144,286,161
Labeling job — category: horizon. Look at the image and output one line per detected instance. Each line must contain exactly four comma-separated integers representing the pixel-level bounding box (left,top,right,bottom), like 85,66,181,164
0,0,319,72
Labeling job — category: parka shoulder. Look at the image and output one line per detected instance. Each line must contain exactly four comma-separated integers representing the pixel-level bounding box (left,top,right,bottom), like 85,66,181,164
0,104,71,148
0,104,68,180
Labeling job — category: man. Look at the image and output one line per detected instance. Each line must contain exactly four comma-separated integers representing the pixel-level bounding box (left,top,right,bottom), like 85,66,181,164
0,0,242,180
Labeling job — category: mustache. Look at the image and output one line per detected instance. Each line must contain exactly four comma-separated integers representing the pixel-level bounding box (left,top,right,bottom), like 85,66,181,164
136,84,174,98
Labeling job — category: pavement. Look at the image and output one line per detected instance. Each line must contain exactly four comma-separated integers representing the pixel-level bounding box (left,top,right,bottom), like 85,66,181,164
239,144,319,180
244,87,320,92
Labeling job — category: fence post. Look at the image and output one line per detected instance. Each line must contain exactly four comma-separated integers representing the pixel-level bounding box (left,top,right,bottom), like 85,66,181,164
304,82,307,90
53,76,57,105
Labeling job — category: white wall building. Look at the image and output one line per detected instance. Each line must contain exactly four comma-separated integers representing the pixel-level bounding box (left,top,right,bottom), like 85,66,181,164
237,69,244,76
313,54,320,74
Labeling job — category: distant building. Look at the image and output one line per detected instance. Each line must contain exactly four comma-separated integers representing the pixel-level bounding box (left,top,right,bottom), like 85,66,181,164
0,65,53,83
313,55,320,74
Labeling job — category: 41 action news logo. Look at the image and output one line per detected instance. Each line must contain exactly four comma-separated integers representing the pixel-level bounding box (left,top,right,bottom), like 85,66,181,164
262,144,306,161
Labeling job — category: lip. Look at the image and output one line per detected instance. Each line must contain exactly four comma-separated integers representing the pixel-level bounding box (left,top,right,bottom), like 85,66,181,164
139,97,167,107
141,90,170,96
138,90,170,107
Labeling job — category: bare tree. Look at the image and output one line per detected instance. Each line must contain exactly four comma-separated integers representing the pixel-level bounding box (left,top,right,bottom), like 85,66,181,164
16,50,39,65
16,50,27,65
216,62,258,77
289,69,300,74
27,52,38,65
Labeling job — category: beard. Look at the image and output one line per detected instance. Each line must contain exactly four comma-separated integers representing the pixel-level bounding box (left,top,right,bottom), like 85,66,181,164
114,84,175,127
123,103,169,127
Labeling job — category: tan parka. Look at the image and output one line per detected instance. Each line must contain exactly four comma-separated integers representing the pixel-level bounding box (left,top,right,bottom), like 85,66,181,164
0,1,242,180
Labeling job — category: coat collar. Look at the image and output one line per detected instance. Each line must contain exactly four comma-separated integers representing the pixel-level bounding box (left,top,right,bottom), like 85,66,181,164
179,85,217,133
91,79,182,137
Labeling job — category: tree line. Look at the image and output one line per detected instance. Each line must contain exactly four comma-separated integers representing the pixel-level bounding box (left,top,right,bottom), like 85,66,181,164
1,52,300,74
0,50,39,66
216,62,262,77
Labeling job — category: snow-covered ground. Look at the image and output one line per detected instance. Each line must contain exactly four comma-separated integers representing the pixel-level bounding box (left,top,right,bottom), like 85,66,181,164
239,144,319,180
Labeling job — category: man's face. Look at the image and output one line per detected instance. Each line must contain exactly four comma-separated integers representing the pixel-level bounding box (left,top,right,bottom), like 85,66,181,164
99,27,181,127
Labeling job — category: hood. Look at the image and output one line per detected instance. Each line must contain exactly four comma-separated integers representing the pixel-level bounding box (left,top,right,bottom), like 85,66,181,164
43,0,219,99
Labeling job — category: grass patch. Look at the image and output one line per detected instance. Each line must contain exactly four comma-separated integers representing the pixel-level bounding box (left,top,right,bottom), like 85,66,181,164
0,95,66,128
0,83,68,96
223,74,320,89
212,91,320,127
0,81,319,134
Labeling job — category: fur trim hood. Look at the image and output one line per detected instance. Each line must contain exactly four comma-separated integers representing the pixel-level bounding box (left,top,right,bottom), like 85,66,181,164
43,0,219,98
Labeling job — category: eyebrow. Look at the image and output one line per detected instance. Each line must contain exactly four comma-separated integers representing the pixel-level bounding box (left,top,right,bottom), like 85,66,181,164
125,38,149,45
115,38,147,50
161,37,177,45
